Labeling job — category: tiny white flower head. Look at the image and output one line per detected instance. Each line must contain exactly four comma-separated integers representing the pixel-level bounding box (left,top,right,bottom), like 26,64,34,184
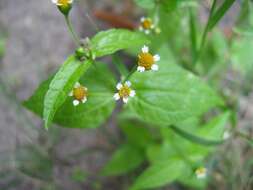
114,81,135,104
223,131,231,140
139,17,155,35
195,167,207,179
52,0,73,6
137,45,160,72
69,82,88,106
52,0,74,15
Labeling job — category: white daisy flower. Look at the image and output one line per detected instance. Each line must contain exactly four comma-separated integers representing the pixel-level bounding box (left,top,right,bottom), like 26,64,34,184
69,82,88,106
195,167,207,179
52,0,73,15
137,45,160,72
139,17,155,35
113,81,135,104
52,0,73,6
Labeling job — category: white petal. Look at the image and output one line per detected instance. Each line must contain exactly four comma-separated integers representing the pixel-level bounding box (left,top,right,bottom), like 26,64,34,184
52,0,58,4
196,173,206,179
113,93,120,101
142,45,149,53
68,90,73,96
129,90,136,97
153,54,160,62
151,64,159,71
145,30,150,34
123,97,129,104
125,81,131,87
82,97,87,103
139,26,143,31
223,131,230,140
137,66,145,72
74,82,80,88
73,100,80,106
150,24,155,29
116,83,123,90
140,17,145,22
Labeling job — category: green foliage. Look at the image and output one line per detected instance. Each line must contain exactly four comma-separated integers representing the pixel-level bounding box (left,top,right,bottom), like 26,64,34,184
119,120,154,149
24,63,116,128
130,158,185,189
134,0,155,9
21,0,250,189
91,29,149,57
101,144,144,176
231,36,253,75
127,46,223,126
208,0,236,30
42,56,92,129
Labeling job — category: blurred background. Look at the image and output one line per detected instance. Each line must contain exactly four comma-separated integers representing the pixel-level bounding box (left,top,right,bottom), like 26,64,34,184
0,0,252,189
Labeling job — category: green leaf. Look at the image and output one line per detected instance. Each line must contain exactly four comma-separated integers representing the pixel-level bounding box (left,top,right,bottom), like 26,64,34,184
24,63,116,128
134,0,155,9
231,36,253,75
91,29,149,57
127,46,223,126
112,54,129,77
130,158,185,189
197,112,230,141
160,0,178,12
43,56,92,129
208,0,236,30
119,120,154,149
101,144,144,176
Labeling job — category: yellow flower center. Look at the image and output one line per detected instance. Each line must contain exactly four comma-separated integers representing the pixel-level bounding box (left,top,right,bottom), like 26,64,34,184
142,19,152,29
73,86,87,101
196,167,206,175
119,85,131,98
138,52,155,70
58,0,70,6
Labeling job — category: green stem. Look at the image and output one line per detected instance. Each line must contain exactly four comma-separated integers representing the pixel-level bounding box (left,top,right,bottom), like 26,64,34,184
170,125,224,146
64,15,80,46
189,8,197,64
112,54,129,77
123,65,137,83
193,0,217,66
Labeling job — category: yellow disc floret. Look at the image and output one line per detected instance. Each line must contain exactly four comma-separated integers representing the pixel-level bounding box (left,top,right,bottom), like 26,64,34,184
58,0,70,6
52,0,73,15
195,167,207,179
142,19,152,30
118,84,131,98
69,82,88,106
137,45,160,72
114,81,136,104
73,86,87,101
138,52,155,70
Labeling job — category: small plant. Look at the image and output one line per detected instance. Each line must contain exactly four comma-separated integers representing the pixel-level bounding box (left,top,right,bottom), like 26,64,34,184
23,0,253,189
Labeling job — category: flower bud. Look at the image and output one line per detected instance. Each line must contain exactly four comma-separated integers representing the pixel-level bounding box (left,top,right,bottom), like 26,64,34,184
52,0,73,16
